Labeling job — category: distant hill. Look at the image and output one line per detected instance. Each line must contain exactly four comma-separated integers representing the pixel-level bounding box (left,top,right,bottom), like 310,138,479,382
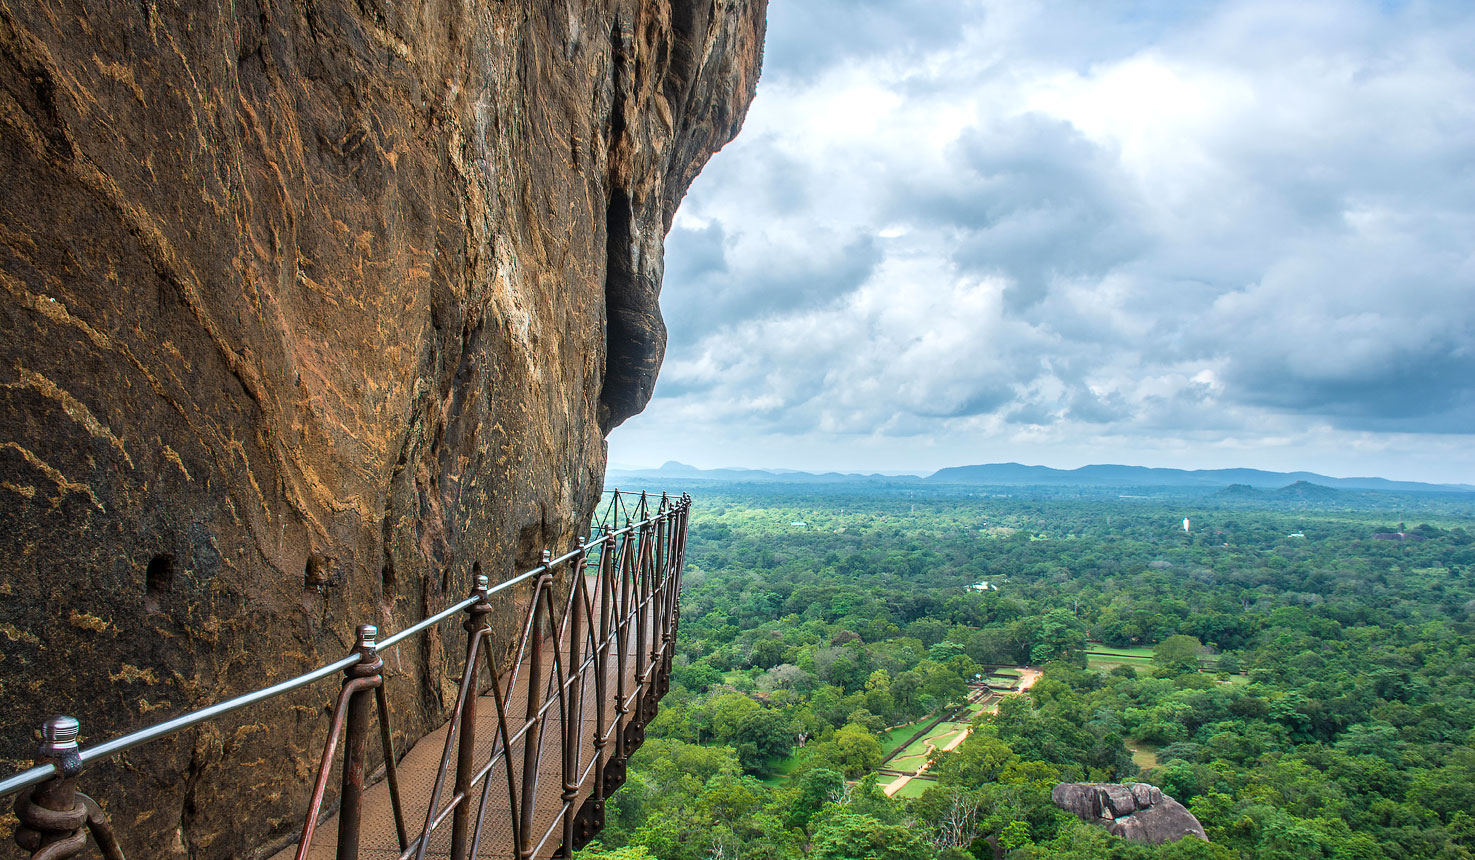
607,461,1475,494
1215,483,1262,498
607,461,920,484
927,463,1474,494
1272,480,1344,500
1212,481,1348,500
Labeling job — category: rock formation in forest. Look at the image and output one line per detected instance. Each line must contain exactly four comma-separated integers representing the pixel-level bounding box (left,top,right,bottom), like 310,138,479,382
1052,782,1209,845
0,0,765,856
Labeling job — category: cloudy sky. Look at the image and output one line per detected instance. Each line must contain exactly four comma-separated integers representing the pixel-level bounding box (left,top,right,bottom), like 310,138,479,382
608,0,1475,484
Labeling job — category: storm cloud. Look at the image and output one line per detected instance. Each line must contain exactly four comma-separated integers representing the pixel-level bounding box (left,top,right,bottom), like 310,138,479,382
613,0,1475,483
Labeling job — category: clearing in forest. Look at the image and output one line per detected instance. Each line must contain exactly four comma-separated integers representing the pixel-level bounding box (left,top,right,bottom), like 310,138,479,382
880,669,1040,796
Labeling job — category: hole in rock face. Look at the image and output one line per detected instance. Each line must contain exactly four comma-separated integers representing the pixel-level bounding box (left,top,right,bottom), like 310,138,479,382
441,567,451,593
146,554,175,594
304,554,330,590
381,559,396,589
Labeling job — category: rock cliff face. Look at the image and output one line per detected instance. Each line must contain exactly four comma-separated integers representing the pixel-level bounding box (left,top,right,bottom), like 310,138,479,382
0,0,763,856
1052,783,1208,845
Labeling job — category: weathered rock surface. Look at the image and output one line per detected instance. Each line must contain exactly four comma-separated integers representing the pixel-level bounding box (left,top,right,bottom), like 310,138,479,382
0,0,763,856
1052,782,1208,844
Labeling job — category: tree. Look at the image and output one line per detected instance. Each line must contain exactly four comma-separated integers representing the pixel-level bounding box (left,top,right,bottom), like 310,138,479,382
782,767,844,836
933,733,1015,786
928,640,966,662
1154,635,1204,675
825,723,883,777
998,820,1031,851
709,693,761,744
1028,610,1088,666
749,635,787,669
576,842,657,860
811,811,933,860
929,786,983,852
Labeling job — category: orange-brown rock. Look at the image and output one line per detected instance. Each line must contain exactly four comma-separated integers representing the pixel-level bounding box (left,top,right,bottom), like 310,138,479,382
0,0,764,856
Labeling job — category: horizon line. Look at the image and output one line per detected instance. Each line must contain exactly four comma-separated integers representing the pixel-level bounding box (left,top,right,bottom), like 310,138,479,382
606,459,1475,488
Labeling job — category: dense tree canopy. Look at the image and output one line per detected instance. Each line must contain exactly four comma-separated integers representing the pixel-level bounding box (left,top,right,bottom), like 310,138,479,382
581,482,1475,860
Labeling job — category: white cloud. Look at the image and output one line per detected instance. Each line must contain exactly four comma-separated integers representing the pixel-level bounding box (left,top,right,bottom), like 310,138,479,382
612,0,1475,483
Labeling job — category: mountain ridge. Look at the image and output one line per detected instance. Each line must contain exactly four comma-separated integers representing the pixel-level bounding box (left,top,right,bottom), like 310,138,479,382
607,460,1475,494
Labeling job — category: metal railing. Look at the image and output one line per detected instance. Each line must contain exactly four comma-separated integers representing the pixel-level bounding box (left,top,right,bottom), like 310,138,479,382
3,490,691,860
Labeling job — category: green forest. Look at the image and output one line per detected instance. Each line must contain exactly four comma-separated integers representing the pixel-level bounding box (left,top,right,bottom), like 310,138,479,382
578,482,1475,860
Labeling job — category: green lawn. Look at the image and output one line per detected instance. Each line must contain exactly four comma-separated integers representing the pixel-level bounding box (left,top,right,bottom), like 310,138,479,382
893,776,935,798
1128,739,1159,771
1086,644,1157,658
756,751,801,787
881,722,923,757
882,697,987,761
888,720,972,772
958,697,991,718
893,733,935,764
1086,653,1155,673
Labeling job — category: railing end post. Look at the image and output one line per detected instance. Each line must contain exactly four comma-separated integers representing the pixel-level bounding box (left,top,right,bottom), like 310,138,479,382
355,624,378,657
40,716,81,768
14,716,85,857
333,623,383,860
463,574,494,633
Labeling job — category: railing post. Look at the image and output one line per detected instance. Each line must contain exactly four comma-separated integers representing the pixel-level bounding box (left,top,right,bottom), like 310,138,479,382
657,503,675,694
575,528,616,847
613,521,632,765
337,625,383,860
558,552,586,857
13,716,84,859
597,527,615,777
518,552,552,860
633,519,649,711
451,574,491,860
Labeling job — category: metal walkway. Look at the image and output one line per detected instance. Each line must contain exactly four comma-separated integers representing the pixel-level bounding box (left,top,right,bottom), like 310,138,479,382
2,491,689,860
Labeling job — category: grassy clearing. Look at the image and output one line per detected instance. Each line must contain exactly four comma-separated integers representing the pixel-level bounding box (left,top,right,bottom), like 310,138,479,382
881,723,922,757
893,777,935,798
960,697,991,718
888,752,929,772
756,752,801,787
896,732,935,761
1086,653,1155,673
1127,739,1159,770
1086,644,1157,658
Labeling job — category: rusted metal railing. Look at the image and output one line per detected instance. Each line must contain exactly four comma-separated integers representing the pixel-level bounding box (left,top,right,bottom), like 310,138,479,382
1,490,691,860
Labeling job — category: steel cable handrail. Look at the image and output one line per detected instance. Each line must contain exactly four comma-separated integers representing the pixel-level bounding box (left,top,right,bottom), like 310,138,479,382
0,492,680,801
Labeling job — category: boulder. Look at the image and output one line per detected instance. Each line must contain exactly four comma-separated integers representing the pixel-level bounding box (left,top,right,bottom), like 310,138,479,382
1052,782,1208,844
